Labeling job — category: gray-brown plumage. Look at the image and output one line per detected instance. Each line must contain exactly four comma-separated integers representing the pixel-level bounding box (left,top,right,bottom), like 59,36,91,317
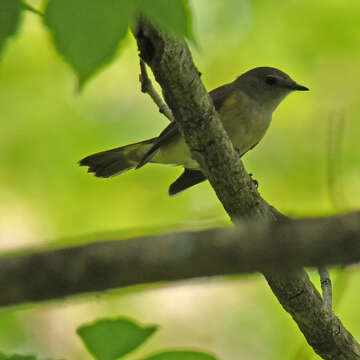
79,67,308,195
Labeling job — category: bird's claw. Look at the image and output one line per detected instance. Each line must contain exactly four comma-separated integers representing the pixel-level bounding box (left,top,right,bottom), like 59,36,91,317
235,147,243,157
233,148,258,187
248,173,259,188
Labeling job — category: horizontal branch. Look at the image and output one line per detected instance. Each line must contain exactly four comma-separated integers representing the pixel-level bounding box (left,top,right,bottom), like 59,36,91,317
1,211,360,308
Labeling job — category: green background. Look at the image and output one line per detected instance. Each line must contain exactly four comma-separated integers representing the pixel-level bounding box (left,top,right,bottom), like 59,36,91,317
0,0,359,359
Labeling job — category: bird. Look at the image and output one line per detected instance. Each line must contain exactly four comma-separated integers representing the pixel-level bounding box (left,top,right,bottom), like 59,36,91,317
79,66,308,195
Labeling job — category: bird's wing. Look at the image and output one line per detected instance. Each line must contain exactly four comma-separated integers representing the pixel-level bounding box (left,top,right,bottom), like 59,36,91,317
209,81,236,110
136,121,180,168
136,81,236,169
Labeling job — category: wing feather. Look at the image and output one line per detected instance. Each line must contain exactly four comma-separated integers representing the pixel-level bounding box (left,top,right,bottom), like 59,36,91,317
136,80,237,169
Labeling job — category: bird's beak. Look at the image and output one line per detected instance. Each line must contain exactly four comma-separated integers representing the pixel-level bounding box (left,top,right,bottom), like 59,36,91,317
293,83,309,91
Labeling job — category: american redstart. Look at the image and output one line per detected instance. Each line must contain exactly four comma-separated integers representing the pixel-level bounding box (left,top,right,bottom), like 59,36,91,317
80,67,308,195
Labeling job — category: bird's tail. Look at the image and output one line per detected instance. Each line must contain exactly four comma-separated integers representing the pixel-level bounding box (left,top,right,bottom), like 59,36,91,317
79,138,155,178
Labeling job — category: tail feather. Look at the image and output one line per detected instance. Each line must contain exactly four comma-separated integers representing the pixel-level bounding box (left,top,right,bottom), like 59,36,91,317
79,139,155,178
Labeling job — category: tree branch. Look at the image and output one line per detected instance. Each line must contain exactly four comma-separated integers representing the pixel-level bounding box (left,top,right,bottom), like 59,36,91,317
134,17,277,222
0,211,359,307
132,18,360,360
139,59,174,122
319,265,333,310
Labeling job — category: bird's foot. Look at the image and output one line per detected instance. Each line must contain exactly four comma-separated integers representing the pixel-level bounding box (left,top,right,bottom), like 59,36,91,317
248,173,259,188
235,147,243,157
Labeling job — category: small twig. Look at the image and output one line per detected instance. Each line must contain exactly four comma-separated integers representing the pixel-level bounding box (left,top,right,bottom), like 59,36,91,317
318,266,333,311
139,59,174,122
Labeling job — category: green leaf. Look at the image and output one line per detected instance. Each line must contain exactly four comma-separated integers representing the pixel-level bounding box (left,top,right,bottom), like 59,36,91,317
144,350,217,360
181,0,196,44
0,352,37,360
22,2,42,16
0,0,23,58
44,0,135,89
137,0,191,38
77,317,158,360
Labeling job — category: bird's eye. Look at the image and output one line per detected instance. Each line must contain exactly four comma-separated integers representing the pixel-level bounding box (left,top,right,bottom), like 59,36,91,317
265,76,277,86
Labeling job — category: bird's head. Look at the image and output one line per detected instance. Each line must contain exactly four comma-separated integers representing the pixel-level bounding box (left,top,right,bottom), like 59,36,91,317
236,67,309,112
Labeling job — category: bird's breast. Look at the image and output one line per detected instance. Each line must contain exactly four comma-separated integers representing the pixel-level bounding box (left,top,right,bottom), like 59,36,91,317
219,91,272,155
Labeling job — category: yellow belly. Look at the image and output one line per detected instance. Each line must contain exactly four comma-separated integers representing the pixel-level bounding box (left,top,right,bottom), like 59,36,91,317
151,136,198,169
150,91,272,168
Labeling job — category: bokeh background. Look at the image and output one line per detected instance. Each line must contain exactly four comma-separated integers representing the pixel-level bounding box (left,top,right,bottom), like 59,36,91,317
1,0,360,359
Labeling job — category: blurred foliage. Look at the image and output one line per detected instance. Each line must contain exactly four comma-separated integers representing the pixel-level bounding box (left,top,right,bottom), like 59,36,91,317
0,0,360,359
0,0,22,57
135,0,192,40
44,0,132,89
77,317,216,360
78,318,157,360
44,0,191,88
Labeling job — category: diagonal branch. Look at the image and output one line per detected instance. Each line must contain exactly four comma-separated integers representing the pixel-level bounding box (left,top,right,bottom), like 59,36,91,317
135,17,277,222
132,18,360,360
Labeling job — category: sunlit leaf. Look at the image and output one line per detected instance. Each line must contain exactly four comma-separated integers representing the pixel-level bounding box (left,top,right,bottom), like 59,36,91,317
44,0,135,89
0,0,22,58
136,0,191,38
143,350,217,360
77,317,158,360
